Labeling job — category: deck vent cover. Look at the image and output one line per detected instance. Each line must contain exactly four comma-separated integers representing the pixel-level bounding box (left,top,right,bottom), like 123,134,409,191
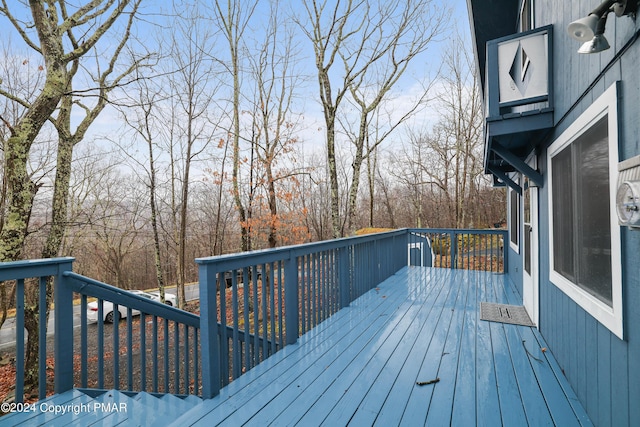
480,302,535,326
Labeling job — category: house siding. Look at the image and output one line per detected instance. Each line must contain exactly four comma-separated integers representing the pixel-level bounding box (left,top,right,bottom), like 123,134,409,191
534,5,640,426
470,0,640,425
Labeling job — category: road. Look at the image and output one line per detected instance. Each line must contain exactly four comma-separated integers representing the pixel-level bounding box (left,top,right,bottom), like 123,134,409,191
0,283,200,351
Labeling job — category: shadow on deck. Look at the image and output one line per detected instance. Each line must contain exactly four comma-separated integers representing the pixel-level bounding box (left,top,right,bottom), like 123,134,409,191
170,266,593,426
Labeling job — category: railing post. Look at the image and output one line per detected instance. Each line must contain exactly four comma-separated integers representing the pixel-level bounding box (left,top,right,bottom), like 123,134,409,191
199,262,220,399
450,231,458,269
54,259,75,394
284,253,299,345
339,246,351,309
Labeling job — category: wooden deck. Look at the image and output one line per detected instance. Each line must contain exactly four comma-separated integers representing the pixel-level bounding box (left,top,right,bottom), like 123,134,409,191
170,266,593,426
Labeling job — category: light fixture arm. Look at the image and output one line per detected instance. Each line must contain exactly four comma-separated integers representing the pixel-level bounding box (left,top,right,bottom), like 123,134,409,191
594,12,610,35
589,0,636,18
588,0,617,19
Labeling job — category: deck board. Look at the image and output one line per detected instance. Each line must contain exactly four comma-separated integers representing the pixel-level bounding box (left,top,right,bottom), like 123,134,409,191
170,266,593,427
343,269,453,426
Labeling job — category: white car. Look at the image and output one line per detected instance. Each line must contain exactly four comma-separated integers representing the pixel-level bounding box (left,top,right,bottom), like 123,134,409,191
87,290,177,323
146,291,176,306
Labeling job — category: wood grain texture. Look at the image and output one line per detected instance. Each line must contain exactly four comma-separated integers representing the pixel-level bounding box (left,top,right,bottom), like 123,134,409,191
169,267,593,426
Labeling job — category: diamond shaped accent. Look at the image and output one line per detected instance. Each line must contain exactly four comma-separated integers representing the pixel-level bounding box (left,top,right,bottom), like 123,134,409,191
508,42,534,97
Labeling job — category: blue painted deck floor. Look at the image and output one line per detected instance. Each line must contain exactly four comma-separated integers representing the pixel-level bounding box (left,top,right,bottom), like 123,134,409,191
171,266,593,426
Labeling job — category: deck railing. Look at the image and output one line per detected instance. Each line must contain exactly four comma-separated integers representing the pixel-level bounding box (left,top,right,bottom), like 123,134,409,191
0,258,200,404
196,227,507,398
407,228,506,272
0,258,73,405
63,272,200,397
1,227,507,403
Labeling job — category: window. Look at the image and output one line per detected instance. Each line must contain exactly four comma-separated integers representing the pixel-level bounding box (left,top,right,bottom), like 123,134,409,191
509,178,520,253
548,82,622,339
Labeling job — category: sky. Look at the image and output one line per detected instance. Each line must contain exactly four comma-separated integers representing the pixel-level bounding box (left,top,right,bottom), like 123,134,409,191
0,0,475,163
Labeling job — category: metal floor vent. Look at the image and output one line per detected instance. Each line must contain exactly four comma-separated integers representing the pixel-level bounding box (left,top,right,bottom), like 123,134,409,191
480,302,535,327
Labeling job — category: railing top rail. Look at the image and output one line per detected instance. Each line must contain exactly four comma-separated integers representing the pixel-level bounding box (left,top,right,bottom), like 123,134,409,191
195,228,408,268
408,228,507,235
64,271,200,328
195,228,506,269
0,257,75,281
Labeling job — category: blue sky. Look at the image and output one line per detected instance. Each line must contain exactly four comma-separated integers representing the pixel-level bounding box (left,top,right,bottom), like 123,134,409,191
0,0,475,157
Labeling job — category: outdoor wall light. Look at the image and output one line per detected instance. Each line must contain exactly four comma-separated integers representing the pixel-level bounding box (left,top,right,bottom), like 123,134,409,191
567,0,637,53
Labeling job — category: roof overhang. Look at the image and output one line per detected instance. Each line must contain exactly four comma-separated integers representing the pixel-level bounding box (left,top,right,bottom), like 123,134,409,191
466,0,519,96
467,3,554,193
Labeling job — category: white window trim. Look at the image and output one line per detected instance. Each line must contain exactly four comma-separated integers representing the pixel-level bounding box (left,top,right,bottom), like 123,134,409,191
547,81,623,339
509,177,521,254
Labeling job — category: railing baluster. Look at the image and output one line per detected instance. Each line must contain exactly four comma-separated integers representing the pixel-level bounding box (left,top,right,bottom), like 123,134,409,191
262,264,268,358
174,320,179,394
311,254,316,328
323,251,328,320
277,261,284,348
232,271,240,379
242,268,250,372
81,295,88,388
269,262,276,356
194,328,199,395
152,316,158,393
113,303,119,390
15,279,24,404
98,300,104,389
252,265,259,368
185,324,190,394
164,317,169,393
300,256,307,334
140,312,146,391
219,272,228,385
128,310,133,391
38,277,47,400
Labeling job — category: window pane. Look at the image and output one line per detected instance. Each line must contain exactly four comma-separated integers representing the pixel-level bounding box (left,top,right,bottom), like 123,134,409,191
576,119,612,304
510,186,519,246
552,146,574,280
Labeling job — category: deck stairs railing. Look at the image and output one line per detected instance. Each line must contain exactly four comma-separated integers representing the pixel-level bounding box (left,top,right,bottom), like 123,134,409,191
0,227,506,414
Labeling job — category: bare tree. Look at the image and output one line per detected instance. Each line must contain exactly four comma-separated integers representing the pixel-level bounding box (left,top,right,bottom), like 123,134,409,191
388,34,488,229
0,0,142,393
299,0,447,236
436,36,485,228
212,0,259,252
90,172,147,289
247,1,303,248
42,0,146,261
0,42,46,331
0,0,137,261
158,2,221,307
118,74,169,302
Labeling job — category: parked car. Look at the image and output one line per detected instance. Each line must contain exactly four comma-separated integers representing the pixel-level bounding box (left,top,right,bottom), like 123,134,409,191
87,290,176,323
146,291,176,306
